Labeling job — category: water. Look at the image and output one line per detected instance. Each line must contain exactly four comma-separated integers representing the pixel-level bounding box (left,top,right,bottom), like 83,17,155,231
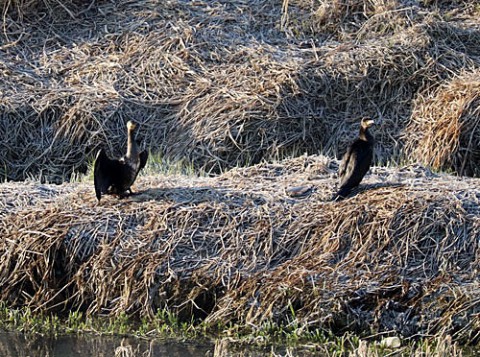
3,332,475,356
0,332,213,357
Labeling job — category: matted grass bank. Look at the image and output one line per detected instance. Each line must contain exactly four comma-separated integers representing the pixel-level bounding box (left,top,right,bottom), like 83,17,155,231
1,155,480,346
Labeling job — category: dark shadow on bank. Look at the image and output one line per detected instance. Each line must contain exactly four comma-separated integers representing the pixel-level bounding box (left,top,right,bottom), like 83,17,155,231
128,185,268,207
332,182,407,201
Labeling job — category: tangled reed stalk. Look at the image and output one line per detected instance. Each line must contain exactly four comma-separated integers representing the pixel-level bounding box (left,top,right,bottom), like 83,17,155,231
1,155,479,342
1,0,480,182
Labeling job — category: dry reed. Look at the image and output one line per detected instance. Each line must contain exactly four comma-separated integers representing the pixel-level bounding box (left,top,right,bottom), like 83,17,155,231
404,70,480,177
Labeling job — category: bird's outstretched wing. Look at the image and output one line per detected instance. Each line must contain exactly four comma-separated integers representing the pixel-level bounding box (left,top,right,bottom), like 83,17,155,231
128,149,149,190
338,145,354,184
139,150,148,171
94,148,114,201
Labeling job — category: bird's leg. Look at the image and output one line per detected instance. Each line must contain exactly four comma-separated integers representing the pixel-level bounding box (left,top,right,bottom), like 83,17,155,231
117,190,131,199
118,188,135,198
128,188,142,196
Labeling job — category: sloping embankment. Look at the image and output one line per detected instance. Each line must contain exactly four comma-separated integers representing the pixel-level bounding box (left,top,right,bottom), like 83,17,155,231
1,155,479,342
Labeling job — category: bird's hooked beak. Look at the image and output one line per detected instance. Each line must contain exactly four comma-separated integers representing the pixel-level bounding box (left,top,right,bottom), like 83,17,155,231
362,118,375,128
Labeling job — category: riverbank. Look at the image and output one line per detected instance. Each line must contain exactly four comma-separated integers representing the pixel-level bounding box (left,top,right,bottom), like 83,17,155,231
0,304,469,356
1,155,479,350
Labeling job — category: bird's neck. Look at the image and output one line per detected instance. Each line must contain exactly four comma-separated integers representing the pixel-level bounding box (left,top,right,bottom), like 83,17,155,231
359,126,373,142
126,130,139,159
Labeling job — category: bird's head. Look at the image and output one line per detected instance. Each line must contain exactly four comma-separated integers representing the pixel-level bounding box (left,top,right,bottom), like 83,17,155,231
361,117,375,129
127,120,137,132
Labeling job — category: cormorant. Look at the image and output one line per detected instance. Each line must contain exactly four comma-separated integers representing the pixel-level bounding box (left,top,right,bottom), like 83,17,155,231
94,121,148,201
334,117,375,200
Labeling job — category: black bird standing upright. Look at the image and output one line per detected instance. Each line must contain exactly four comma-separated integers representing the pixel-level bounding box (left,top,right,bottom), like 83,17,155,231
334,117,375,200
94,121,148,201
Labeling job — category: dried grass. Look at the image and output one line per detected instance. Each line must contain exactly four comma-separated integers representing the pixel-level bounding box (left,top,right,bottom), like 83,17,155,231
1,0,480,181
404,70,480,176
1,0,98,22
287,0,411,40
1,155,479,342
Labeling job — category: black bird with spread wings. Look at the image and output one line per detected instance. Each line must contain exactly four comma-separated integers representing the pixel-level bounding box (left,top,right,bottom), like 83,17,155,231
334,117,375,200
94,121,148,201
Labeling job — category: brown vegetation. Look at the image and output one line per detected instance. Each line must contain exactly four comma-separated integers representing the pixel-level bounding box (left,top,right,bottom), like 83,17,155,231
1,0,480,182
1,155,480,342
1,0,480,344
404,70,480,177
